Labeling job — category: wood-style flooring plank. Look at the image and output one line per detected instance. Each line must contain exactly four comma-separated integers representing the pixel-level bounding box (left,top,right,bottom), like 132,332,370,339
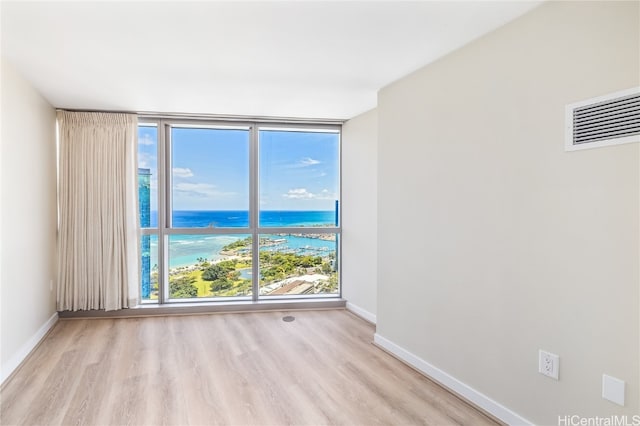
0,309,501,426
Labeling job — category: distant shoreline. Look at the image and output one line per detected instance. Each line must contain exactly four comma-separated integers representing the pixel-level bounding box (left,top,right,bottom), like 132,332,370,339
162,233,336,270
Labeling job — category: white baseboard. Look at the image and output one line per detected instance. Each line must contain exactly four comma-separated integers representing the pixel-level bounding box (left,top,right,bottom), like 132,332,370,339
346,302,376,324
373,333,532,426
1,312,59,385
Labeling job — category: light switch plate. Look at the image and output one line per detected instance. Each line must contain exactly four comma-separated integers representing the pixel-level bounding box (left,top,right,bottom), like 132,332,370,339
602,374,625,406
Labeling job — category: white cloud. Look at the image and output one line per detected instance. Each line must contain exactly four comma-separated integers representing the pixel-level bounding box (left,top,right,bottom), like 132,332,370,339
287,157,321,168
282,188,336,200
138,152,155,169
174,182,234,198
139,134,155,146
300,157,320,166
317,190,337,200
172,167,194,178
283,188,314,199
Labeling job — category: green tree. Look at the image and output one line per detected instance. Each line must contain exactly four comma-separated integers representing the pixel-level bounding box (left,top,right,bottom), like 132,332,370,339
210,278,232,293
202,263,234,281
222,237,252,252
169,275,198,298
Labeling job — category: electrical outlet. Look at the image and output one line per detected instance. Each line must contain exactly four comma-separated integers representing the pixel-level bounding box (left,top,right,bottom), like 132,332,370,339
539,350,559,380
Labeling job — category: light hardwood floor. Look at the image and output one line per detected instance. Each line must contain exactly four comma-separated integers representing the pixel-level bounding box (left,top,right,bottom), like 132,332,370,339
1,309,500,426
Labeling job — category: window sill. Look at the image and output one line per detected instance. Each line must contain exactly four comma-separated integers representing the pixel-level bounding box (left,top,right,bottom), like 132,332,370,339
58,298,346,319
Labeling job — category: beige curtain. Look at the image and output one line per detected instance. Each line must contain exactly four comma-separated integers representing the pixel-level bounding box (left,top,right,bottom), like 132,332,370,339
57,111,139,311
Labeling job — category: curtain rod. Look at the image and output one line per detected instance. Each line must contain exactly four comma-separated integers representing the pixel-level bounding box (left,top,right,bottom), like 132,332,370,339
55,108,346,126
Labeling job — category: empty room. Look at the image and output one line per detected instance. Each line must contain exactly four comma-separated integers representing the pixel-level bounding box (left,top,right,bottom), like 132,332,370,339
1,1,639,425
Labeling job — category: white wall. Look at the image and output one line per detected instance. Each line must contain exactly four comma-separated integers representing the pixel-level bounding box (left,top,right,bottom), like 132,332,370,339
342,109,378,322
1,58,58,382
376,1,639,424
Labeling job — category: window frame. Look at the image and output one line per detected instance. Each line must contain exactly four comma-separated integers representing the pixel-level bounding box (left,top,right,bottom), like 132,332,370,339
138,117,342,303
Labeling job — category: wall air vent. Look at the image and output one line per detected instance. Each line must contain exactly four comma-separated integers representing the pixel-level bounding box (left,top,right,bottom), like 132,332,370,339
565,87,640,151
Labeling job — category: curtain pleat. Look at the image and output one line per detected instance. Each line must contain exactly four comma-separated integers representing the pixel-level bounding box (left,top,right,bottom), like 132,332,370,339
57,111,139,311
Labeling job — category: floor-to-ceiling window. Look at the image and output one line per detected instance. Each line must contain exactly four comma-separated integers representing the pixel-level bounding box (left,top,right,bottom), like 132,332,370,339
138,120,340,303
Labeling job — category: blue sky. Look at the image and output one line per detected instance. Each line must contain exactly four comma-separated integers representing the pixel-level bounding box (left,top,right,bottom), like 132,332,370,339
138,125,339,211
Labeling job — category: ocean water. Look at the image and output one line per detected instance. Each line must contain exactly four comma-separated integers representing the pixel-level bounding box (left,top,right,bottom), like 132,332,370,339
150,210,337,228
148,210,338,269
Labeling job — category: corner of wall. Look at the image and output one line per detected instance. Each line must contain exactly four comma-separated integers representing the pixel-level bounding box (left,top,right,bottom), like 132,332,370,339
341,108,378,320
1,57,58,384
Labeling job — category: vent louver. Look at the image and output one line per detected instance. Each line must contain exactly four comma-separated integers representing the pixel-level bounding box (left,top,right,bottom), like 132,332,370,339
565,88,640,151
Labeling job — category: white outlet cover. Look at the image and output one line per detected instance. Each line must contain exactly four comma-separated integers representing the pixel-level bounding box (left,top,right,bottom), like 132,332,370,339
539,350,559,380
602,374,625,406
